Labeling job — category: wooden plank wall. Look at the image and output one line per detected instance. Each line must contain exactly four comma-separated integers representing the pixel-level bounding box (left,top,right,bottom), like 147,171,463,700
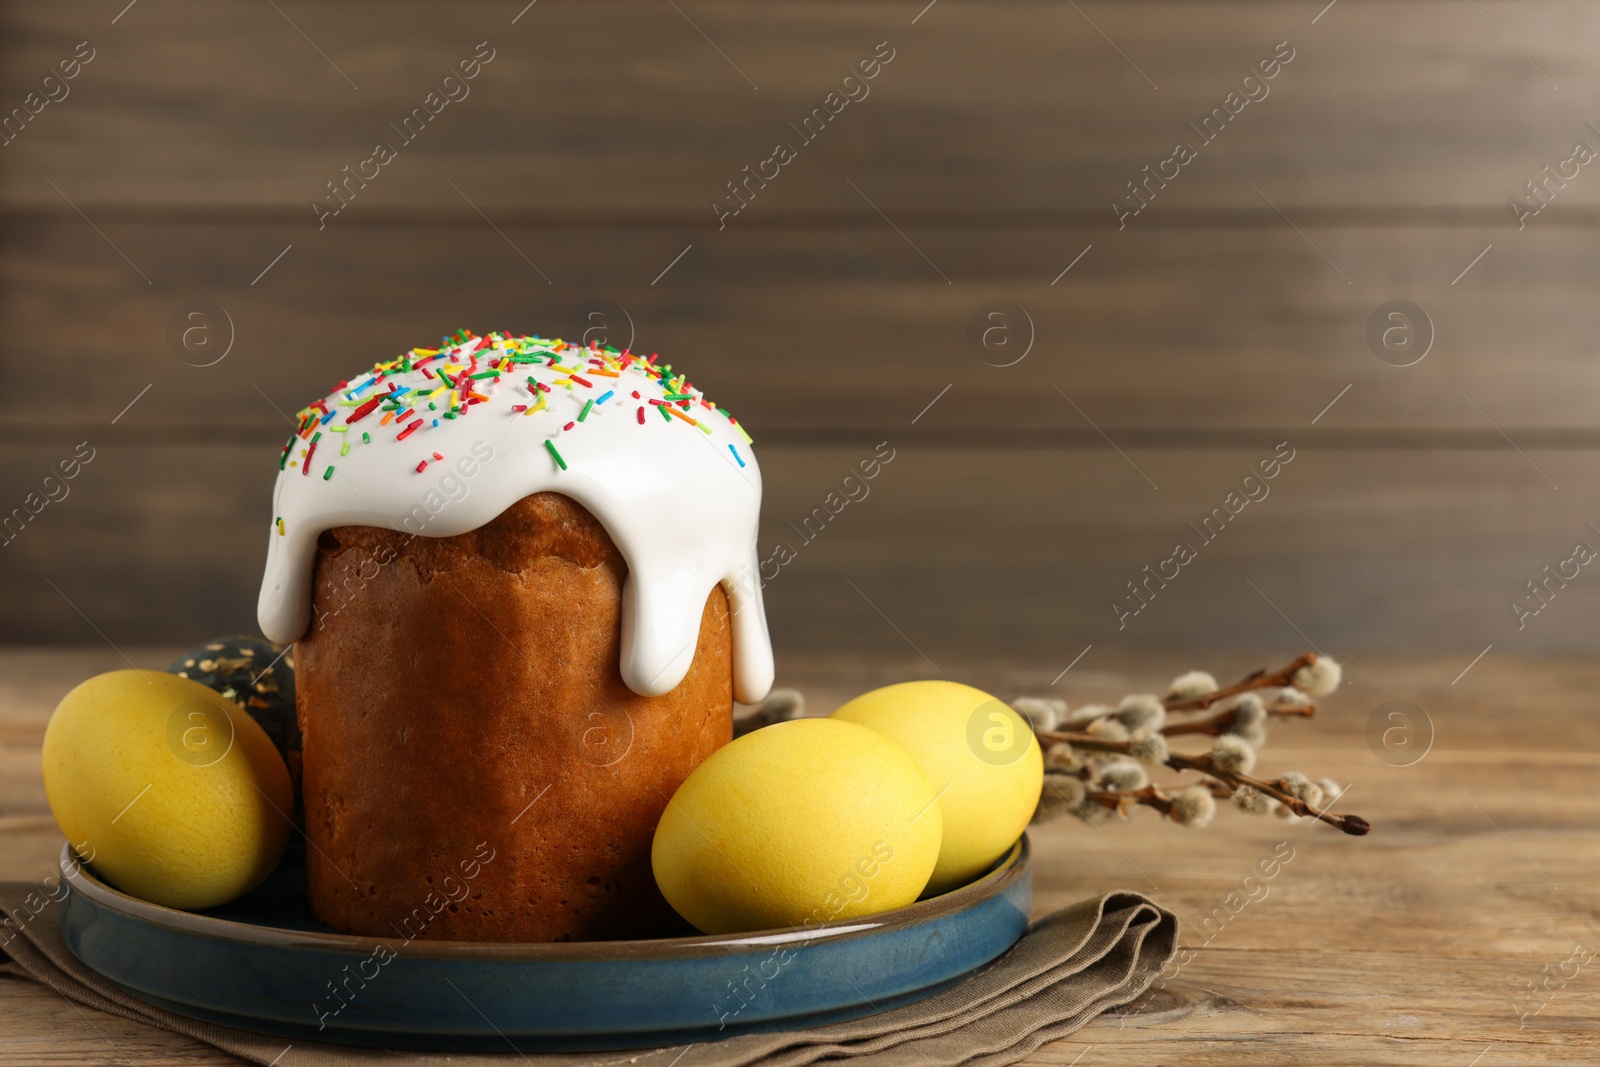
3,0,1600,670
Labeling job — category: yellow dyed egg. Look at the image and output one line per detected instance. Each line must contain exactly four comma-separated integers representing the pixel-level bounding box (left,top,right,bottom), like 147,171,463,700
42,670,294,910
832,680,1042,896
652,717,942,934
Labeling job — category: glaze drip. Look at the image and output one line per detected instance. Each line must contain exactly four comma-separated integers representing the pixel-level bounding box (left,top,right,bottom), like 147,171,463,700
256,331,773,703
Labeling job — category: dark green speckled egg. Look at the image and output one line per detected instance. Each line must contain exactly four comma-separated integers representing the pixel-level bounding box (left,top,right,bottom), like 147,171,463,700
167,635,300,803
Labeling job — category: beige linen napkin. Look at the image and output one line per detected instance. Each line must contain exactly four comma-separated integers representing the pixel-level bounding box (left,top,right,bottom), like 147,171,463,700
0,885,1174,1067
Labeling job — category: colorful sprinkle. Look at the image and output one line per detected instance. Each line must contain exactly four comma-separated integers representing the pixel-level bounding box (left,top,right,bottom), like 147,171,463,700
280,329,746,483
348,395,383,423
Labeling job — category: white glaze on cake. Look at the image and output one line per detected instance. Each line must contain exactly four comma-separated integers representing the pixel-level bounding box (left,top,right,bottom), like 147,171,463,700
256,333,774,704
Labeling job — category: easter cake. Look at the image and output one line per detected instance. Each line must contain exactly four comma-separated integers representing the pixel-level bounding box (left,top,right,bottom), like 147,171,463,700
257,330,773,942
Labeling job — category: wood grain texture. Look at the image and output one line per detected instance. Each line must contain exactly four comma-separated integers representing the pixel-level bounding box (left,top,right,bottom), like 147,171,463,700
3,220,1598,433
5,442,1600,652
1,0,1594,1061
3,1,1599,214
2,0,1597,644
3,647,1597,1064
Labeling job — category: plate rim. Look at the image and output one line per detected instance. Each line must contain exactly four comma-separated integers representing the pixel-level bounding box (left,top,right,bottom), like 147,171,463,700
60,835,1029,960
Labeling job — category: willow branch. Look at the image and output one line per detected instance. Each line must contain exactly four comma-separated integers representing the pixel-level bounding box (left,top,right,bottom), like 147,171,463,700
1037,729,1371,836
1082,784,1174,818
1161,701,1315,737
1164,652,1315,711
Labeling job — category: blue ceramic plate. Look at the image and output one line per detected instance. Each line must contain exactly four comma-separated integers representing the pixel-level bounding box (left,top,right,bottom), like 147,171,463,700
60,837,1031,1052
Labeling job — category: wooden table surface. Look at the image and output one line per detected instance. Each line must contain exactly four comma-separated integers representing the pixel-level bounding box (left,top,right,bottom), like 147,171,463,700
2,645,1596,1066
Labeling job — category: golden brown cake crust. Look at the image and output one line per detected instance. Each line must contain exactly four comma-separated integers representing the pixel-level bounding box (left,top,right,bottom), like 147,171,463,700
296,492,732,942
